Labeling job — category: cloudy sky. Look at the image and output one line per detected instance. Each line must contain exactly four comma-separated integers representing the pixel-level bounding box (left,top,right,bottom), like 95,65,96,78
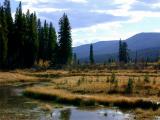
2,0,160,46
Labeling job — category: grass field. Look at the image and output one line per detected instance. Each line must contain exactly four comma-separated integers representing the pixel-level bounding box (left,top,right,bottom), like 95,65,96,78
0,67,160,118
21,69,160,105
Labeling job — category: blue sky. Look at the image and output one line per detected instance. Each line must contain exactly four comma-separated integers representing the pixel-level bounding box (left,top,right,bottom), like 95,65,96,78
1,0,160,46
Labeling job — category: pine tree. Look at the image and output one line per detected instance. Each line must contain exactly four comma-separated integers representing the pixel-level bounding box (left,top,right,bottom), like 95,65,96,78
73,53,77,65
25,12,38,67
119,39,123,62
135,51,138,64
48,22,57,61
24,9,31,67
0,6,8,68
123,42,128,63
0,0,60,69
42,20,49,62
58,13,72,65
3,0,13,67
89,44,94,64
14,2,28,67
37,19,45,63
119,39,129,64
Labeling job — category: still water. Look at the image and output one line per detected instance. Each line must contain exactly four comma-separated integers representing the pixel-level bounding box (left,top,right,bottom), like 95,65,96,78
0,86,132,120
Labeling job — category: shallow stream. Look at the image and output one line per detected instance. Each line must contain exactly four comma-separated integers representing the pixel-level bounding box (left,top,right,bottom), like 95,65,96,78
0,86,133,120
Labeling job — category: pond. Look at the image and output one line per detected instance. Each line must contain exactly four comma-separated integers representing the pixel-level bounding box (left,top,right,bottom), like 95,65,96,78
0,86,133,120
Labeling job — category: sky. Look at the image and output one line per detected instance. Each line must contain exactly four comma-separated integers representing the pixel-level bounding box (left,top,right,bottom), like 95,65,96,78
1,0,160,47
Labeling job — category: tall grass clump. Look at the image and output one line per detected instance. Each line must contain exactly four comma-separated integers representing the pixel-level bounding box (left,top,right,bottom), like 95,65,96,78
144,74,150,83
110,72,116,83
153,77,156,85
77,76,85,86
106,76,110,83
125,78,133,94
108,72,119,93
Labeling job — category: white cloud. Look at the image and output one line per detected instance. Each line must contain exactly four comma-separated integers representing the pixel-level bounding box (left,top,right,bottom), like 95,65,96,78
153,29,160,32
68,0,88,3
72,22,124,46
15,0,88,4
15,0,56,4
13,0,160,46
91,0,160,24
14,0,68,14
23,4,68,13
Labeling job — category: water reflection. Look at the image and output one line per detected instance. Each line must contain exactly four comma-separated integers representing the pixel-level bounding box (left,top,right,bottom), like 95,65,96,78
60,109,71,120
51,108,130,120
0,86,42,120
0,86,131,120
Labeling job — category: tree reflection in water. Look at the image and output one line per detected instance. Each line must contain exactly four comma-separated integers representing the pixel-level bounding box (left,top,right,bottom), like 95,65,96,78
59,109,71,120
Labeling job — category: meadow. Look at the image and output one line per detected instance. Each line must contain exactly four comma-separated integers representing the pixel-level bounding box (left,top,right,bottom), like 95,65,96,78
0,64,160,119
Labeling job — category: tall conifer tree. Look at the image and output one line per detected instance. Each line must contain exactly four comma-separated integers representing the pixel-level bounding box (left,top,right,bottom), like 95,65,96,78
3,0,13,66
14,2,28,67
48,22,57,61
0,6,8,68
58,13,72,65
89,44,94,64
25,12,38,67
119,39,129,63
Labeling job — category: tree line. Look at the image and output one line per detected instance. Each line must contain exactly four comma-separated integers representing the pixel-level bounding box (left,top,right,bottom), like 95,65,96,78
88,40,129,64
88,39,159,65
0,0,72,69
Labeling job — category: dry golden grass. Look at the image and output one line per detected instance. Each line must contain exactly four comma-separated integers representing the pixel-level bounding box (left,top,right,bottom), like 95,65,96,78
1,68,160,119
134,108,160,120
0,69,160,95
0,72,37,84
47,75,160,96
0,70,51,84
24,86,160,109
0,68,160,107
23,69,160,108
25,87,77,100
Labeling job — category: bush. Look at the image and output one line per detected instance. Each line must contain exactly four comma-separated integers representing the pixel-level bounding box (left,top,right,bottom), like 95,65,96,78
125,78,133,94
153,78,156,85
106,76,110,83
77,79,81,86
144,74,150,83
158,61,160,69
110,72,116,83
109,72,118,92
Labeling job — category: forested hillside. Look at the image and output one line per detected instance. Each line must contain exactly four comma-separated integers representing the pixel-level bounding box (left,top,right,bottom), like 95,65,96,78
74,33,160,63
0,0,72,69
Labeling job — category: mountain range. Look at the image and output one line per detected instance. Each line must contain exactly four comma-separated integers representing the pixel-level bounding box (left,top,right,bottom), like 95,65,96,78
73,32,160,63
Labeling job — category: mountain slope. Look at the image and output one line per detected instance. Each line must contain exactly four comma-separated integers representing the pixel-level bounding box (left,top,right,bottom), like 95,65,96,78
73,32,160,62
73,41,118,58
127,32,160,50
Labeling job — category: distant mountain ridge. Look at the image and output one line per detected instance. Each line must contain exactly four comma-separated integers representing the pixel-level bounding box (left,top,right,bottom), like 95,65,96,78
73,32,160,62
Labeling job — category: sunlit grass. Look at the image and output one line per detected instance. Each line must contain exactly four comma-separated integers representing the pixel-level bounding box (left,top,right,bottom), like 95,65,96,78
0,68,160,109
24,86,160,109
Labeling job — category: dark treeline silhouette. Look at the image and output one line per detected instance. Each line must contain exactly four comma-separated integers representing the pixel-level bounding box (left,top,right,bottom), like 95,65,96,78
88,40,129,65
89,44,94,64
119,39,129,63
0,0,72,69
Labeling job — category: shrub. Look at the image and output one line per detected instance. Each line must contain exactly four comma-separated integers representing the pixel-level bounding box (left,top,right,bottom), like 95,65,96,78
153,78,156,85
96,76,99,82
144,74,150,83
106,76,110,83
138,77,141,83
77,79,81,86
110,72,116,83
125,78,133,94
157,59,160,69
109,72,119,92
